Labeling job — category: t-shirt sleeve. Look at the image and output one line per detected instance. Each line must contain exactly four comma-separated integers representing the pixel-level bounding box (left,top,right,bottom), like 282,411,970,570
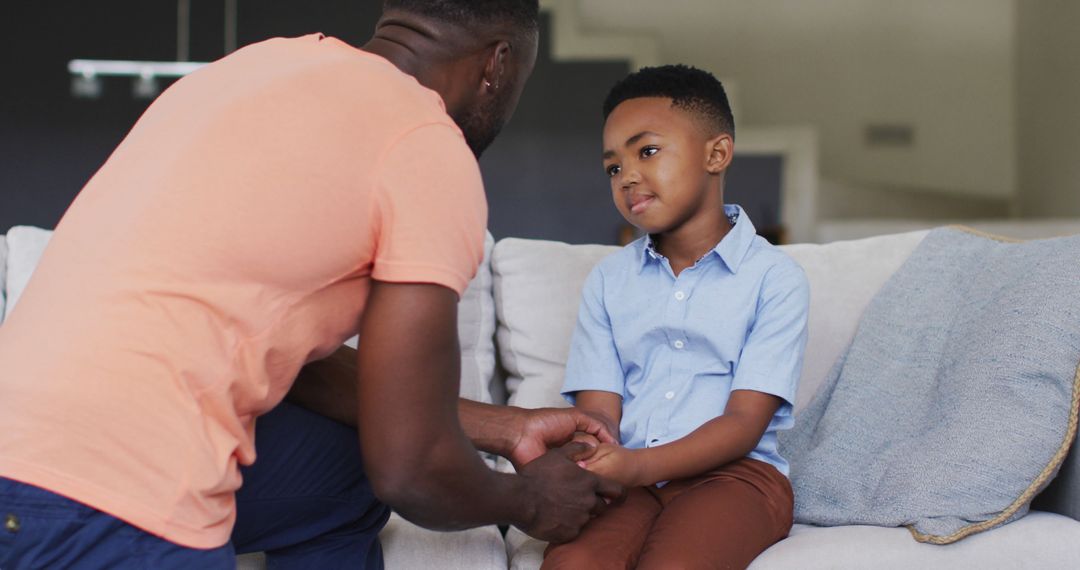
372,122,487,296
561,265,625,403
731,260,810,412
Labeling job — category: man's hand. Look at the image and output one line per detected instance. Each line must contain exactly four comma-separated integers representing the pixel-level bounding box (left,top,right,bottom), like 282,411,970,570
583,443,647,488
516,442,624,543
508,407,619,469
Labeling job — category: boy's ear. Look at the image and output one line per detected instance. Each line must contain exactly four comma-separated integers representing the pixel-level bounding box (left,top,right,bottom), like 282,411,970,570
705,133,734,175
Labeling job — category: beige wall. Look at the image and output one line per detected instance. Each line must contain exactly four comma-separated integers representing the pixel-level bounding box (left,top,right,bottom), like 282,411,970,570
574,0,1017,206
1016,1,1080,217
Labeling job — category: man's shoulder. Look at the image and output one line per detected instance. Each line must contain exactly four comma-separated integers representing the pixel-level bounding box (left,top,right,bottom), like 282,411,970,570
228,35,455,129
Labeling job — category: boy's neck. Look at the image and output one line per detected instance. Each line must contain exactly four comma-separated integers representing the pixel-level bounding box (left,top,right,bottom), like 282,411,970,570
654,200,732,276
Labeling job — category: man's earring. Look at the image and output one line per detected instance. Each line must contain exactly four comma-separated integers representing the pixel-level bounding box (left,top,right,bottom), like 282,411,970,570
484,80,492,89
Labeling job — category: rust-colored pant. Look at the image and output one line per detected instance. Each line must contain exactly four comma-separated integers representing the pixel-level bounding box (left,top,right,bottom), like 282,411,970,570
542,458,793,570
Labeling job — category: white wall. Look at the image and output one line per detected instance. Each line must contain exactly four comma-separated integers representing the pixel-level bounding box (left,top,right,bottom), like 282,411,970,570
1016,0,1080,217
573,0,1017,202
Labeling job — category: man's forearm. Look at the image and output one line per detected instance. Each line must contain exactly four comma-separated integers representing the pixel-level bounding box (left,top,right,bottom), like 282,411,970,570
288,353,516,454
457,399,522,457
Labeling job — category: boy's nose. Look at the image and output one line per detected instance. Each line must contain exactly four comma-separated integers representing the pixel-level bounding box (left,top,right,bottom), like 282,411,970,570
620,169,641,188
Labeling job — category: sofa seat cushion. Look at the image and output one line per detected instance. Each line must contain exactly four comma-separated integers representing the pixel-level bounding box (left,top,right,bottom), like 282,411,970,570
748,511,1080,569
238,513,507,570
505,511,1080,570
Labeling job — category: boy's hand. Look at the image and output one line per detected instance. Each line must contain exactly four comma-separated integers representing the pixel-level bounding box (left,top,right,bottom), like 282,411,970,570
583,443,647,488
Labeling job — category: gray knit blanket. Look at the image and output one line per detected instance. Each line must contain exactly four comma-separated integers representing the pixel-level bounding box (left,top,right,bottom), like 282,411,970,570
780,227,1080,544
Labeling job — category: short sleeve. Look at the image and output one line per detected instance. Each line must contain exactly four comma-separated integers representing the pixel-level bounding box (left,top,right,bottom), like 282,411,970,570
732,261,810,409
561,266,625,403
372,123,487,296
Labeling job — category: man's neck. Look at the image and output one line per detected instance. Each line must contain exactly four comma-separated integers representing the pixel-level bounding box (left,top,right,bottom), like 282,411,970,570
361,18,464,117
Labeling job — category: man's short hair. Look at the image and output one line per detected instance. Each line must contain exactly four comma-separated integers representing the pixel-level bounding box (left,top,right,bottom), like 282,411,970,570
383,0,539,33
603,64,735,139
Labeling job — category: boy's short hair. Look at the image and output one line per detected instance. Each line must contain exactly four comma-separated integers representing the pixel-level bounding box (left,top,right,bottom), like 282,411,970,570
383,0,539,33
603,64,735,139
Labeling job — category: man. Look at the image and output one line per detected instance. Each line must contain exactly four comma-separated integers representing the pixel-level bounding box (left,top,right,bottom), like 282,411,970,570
0,1,621,567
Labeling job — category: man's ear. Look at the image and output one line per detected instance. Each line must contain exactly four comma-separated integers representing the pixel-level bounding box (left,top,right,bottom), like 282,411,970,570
705,133,734,175
480,40,512,95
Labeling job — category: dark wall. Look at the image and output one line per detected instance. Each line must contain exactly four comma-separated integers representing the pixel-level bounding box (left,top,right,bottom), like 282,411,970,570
0,2,781,244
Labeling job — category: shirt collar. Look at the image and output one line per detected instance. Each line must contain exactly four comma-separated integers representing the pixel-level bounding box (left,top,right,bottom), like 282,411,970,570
638,204,756,274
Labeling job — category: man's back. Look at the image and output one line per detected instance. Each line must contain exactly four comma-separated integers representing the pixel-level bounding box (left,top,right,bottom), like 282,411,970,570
0,34,486,548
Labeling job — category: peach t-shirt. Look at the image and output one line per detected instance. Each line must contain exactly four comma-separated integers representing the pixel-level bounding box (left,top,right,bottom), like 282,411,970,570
0,34,486,548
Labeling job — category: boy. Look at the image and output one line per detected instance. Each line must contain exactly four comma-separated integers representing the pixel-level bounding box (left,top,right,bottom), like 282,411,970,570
545,65,810,569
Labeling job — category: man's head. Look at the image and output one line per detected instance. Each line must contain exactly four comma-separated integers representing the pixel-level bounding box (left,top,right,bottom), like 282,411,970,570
601,65,736,234
375,0,540,157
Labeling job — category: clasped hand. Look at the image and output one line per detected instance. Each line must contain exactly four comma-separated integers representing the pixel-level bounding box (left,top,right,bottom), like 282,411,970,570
510,409,626,543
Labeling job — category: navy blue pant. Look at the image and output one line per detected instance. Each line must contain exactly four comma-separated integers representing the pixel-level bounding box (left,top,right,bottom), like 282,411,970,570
0,402,390,569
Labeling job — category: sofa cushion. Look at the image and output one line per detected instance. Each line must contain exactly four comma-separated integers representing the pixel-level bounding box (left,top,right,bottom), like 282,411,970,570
506,510,1080,569
748,511,1080,569
238,513,507,570
491,231,930,415
455,232,499,405
3,225,52,321
491,238,619,410
779,230,928,411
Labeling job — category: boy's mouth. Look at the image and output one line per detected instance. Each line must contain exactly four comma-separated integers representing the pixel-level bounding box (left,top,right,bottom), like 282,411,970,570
629,194,655,215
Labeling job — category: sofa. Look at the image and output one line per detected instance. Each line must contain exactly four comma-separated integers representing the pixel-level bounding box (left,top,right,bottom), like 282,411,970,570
2,225,1078,569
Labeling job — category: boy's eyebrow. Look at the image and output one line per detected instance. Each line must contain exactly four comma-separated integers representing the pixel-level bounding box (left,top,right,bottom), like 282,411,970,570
602,130,660,159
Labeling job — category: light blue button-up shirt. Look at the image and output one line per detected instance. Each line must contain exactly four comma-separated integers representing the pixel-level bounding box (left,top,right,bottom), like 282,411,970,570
561,205,810,476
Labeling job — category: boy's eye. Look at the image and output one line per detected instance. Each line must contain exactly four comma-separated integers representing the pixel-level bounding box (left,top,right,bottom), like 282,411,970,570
640,146,659,158
605,164,621,177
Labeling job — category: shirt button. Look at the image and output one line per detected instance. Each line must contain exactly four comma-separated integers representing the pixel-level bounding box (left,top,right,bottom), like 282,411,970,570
674,291,686,300
665,391,675,400
673,340,685,349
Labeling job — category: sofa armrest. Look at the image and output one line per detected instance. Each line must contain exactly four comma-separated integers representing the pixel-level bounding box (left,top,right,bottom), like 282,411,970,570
1033,432,1080,522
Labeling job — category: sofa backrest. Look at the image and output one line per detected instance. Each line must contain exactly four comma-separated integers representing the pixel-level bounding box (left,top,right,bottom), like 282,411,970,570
3,226,52,322
490,230,930,415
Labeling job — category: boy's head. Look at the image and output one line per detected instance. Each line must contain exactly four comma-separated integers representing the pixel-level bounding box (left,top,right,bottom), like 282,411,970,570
603,64,734,140
601,65,735,234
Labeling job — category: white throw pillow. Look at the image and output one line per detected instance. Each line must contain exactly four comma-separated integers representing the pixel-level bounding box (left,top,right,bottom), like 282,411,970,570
778,230,927,413
455,231,498,404
3,226,53,321
491,238,619,410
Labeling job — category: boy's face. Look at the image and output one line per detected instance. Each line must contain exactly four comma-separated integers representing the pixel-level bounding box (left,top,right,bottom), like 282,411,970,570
601,97,731,235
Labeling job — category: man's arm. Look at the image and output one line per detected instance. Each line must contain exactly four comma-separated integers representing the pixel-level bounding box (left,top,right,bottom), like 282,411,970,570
287,348,619,467
351,280,620,541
